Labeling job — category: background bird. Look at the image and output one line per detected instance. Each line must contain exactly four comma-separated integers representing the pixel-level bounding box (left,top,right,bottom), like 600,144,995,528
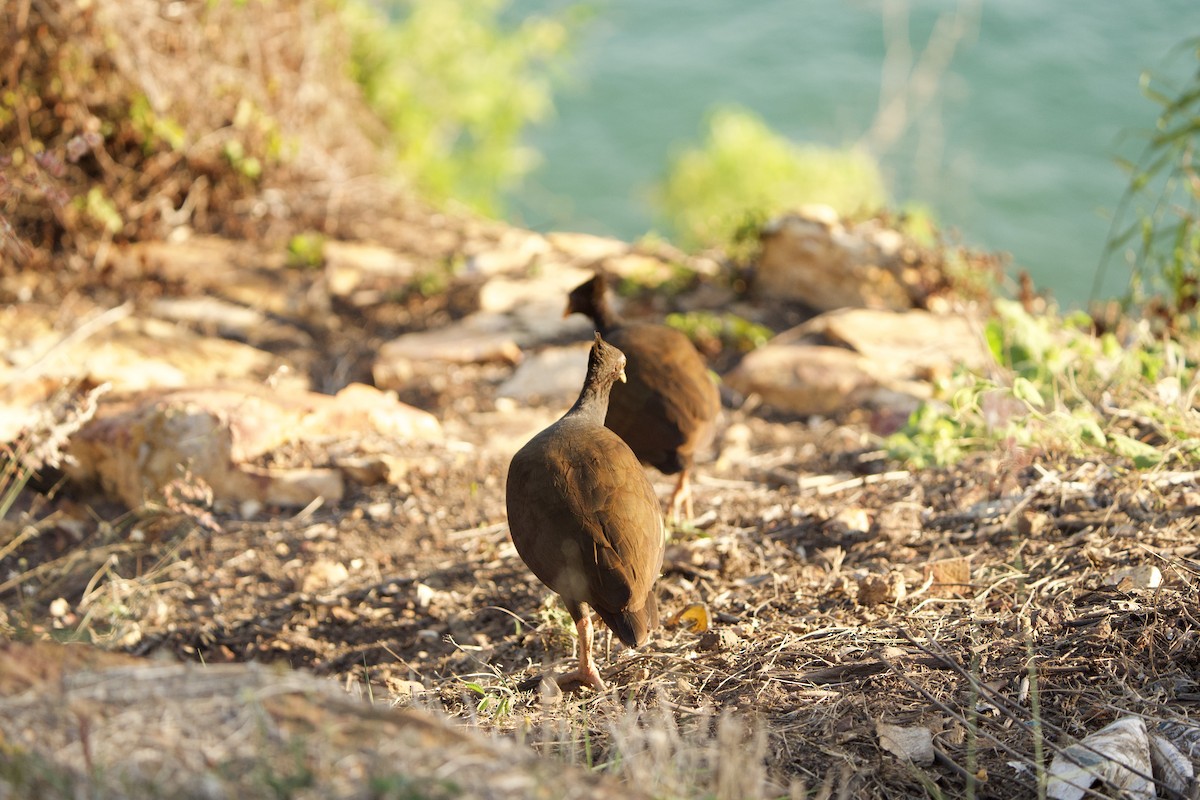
506,333,665,691
565,272,720,522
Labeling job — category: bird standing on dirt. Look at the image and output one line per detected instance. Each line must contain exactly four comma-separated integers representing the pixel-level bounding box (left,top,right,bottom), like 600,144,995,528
565,272,720,522
506,333,664,691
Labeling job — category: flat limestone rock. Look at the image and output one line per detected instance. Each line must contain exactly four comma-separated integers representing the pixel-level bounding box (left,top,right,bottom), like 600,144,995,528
476,267,596,315
322,240,420,297
319,383,444,442
544,230,630,262
791,307,990,381
373,313,523,390
0,304,305,442
65,383,441,510
726,308,991,417
495,342,590,406
464,227,553,276
105,238,329,318
725,343,880,417
0,304,302,394
149,296,312,350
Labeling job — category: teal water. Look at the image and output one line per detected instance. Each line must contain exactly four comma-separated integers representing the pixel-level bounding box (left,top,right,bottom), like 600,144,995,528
504,0,1197,306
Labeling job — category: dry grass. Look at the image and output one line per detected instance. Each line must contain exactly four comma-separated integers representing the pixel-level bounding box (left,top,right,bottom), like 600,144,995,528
0,0,451,277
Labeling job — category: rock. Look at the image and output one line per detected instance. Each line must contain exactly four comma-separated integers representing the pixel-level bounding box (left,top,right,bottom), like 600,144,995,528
1104,565,1163,590
148,295,267,335
464,228,552,276
876,722,935,767
926,556,973,597
373,314,523,390
725,308,991,417
797,308,991,381
475,268,597,346
322,240,419,296
463,404,559,460
827,507,871,534
754,209,917,311
725,344,880,416
107,237,248,285
0,303,303,398
107,238,331,319
476,267,592,315
301,559,350,594
544,231,629,262
495,343,590,406
65,383,441,510
66,388,340,510
697,628,742,652
149,296,312,350
318,383,443,442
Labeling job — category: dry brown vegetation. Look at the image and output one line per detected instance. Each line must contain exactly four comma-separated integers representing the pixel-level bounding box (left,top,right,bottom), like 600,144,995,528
0,0,477,275
3,2,1200,799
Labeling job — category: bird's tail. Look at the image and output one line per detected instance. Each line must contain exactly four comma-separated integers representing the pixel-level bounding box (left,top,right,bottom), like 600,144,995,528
597,593,659,648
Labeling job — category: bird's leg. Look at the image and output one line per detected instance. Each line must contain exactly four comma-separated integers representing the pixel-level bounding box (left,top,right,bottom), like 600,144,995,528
668,469,693,524
555,614,607,692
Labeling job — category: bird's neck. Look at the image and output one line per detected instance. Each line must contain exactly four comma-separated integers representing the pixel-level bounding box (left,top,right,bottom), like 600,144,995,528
589,301,621,336
565,378,613,423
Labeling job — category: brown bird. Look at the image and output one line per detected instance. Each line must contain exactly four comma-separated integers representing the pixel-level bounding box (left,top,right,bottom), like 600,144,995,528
566,273,720,522
506,333,664,691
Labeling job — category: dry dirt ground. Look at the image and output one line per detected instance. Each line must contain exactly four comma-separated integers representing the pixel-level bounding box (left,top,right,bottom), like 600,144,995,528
4,263,1200,799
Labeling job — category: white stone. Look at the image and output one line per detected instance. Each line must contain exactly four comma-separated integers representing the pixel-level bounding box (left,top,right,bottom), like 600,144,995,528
496,343,590,406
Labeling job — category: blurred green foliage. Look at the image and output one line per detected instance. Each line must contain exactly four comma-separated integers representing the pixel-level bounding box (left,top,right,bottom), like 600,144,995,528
1104,36,1200,329
665,310,771,354
654,106,887,254
286,232,327,269
341,0,575,216
886,300,1195,469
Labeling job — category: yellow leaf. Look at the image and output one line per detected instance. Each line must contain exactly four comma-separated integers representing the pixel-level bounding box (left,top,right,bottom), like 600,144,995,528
669,602,710,633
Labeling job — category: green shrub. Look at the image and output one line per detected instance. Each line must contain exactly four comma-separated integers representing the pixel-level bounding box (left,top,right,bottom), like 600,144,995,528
654,106,887,253
341,0,573,216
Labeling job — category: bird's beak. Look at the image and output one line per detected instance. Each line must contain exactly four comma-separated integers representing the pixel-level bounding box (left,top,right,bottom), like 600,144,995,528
618,368,627,383
562,302,572,319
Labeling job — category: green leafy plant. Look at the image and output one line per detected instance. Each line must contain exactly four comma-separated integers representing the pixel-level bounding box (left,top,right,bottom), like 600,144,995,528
1102,36,1200,329
128,94,187,153
342,0,574,215
665,310,771,354
654,106,887,254
286,232,326,269
613,259,697,300
462,681,514,721
886,299,1200,468
82,186,124,234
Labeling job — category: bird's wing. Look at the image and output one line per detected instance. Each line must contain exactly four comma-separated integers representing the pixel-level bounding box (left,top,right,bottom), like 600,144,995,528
506,423,663,617
607,325,720,466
